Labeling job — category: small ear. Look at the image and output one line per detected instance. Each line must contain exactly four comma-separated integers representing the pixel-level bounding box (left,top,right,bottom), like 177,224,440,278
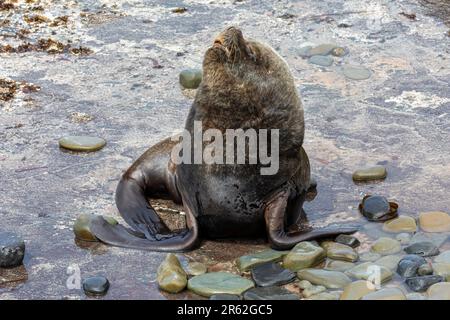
246,45,257,62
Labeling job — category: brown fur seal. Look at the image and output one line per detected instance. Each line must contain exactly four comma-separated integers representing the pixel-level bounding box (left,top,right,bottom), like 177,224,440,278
91,27,358,251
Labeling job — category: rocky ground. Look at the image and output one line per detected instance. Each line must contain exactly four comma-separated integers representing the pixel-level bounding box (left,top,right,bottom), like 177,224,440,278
0,0,449,299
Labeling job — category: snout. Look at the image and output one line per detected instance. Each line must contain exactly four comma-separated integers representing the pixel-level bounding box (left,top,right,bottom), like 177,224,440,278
213,26,243,48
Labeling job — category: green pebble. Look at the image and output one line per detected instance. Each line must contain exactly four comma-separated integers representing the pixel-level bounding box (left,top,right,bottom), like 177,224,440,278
59,136,106,152
188,272,254,297
179,69,202,89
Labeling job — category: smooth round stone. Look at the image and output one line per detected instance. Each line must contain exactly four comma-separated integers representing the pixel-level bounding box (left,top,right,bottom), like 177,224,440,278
73,214,118,242
59,136,106,152
352,166,387,182
297,269,351,289
371,237,401,255
179,69,202,89
157,253,187,293
340,280,375,300
308,43,337,56
283,241,325,271
308,291,340,300
411,232,448,247
184,262,207,277
418,263,433,276
237,249,286,272
243,286,299,300
346,262,392,283
359,195,398,222
250,262,296,287
308,55,333,67
405,275,443,292
331,47,348,57
209,294,241,300
406,292,427,300
374,255,403,271
0,232,25,268
419,211,450,233
434,251,450,263
82,276,110,297
187,272,254,297
432,262,450,280
324,259,355,272
342,65,371,80
321,241,358,262
397,255,427,278
396,233,411,245
298,46,313,58
298,280,312,289
335,234,360,248
301,285,326,298
382,216,417,233
361,287,406,300
404,241,439,257
427,282,450,300
360,252,381,262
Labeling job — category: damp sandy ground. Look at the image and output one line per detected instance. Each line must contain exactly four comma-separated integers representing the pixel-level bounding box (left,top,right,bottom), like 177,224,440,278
0,0,449,299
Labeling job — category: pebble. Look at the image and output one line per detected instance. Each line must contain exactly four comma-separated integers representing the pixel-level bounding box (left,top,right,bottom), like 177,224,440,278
251,262,296,287
331,47,348,57
382,216,417,233
371,237,402,255
352,166,387,182
157,253,187,293
82,276,110,297
374,255,403,271
308,43,337,56
187,272,254,297
335,234,360,248
359,196,398,222
59,136,106,152
243,286,299,300
404,242,439,257
308,292,340,300
301,285,326,298
179,69,202,89
184,262,207,277
342,65,372,80
405,275,443,292
397,255,427,278
73,214,118,242
321,241,358,262
361,287,406,300
297,269,352,289
298,280,312,289
209,294,241,300
283,241,325,271
427,282,450,300
434,251,450,263
324,259,355,272
419,211,450,232
418,263,433,276
360,252,381,262
346,262,392,283
432,262,450,280
396,233,411,245
308,55,333,67
340,280,375,300
406,292,427,300
237,249,286,272
411,233,448,247
0,232,25,268
297,46,313,58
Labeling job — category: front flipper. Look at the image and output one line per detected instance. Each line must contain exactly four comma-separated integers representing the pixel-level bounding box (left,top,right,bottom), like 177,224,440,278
265,190,359,250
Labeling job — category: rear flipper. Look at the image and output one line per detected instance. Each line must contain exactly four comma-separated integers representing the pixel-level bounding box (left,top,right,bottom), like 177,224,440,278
265,190,359,250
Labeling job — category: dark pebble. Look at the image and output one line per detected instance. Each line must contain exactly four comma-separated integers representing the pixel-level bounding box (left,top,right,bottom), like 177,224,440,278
359,195,398,221
397,255,427,278
243,286,299,300
251,262,296,287
82,276,110,296
209,294,242,300
405,275,444,292
0,232,25,268
335,234,360,248
404,242,440,257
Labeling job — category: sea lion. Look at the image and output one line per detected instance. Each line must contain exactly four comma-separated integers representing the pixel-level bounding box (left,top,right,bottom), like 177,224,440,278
91,27,358,251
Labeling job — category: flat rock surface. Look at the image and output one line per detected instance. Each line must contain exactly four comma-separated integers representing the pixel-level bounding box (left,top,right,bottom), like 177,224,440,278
0,0,449,299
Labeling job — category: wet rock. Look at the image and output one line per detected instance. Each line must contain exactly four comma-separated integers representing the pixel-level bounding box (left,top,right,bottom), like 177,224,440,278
321,241,358,262
324,259,355,272
382,216,417,233
209,294,241,300
396,233,411,245
346,262,392,283
59,136,106,152
352,166,387,182
302,285,326,298
418,263,433,276
251,262,296,287
335,234,360,248
308,43,337,56
361,287,406,300
405,275,443,292
342,65,372,80
331,47,348,57
188,272,254,297
243,286,299,300
340,280,375,300
427,282,450,300
371,237,401,255
406,292,427,300
308,55,333,66
283,242,325,271
404,242,439,257
297,269,351,289
374,255,403,271
297,46,313,58
411,233,448,247
397,255,427,278
237,249,286,272
298,280,312,289
419,211,450,233
184,262,207,277
359,195,398,222
157,254,187,293
0,232,25,268
179,69,202,89
432,262,450,280
73,214,117,242
308,291,340,300
360,252,382,262
82,276,110,297
434,251,450,263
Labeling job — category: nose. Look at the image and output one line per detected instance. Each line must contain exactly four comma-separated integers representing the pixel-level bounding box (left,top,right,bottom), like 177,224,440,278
214,35,224,46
